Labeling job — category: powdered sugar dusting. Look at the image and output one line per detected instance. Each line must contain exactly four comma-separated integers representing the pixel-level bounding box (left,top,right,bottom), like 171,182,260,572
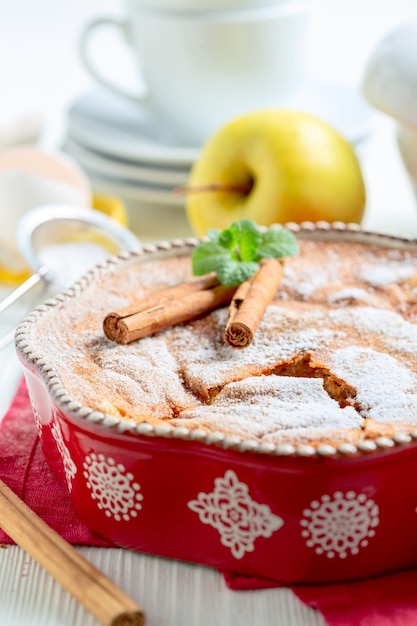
329,346,417,423
358,263,416,287
169,306,341,397
328,288,372,305
173,376,363,444
24,239,417,446
329,307,417,356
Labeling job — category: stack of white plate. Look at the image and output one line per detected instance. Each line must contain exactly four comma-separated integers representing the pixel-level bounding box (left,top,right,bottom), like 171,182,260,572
63,89,199,241
63,83,372,242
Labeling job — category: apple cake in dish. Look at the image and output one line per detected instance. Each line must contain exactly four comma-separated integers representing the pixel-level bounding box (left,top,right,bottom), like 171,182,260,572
15,223,417,585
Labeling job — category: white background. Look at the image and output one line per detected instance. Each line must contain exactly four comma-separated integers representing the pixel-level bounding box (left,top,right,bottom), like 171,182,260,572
2,0,417,232
1,0,416,141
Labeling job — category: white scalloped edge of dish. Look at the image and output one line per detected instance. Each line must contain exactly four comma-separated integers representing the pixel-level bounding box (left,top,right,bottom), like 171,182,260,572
15,221,417,458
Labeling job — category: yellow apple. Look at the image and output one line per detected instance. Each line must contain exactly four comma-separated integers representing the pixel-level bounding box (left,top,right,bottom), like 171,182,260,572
185,109,366,235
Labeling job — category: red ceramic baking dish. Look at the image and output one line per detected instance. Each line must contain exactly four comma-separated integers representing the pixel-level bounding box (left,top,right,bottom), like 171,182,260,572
15,222,417,586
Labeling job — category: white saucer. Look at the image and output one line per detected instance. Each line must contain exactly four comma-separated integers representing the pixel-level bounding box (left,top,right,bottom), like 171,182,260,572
66,90,200,167
66,82,372,168
63,138,190,188
87,172,186,208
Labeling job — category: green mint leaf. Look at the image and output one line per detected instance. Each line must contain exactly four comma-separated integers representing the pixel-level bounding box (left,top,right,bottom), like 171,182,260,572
206,228,221,242
218,228,236,251
256,226,299,260
232,217,262,261
229,218,259,238
192,219,299,285
216,260,260,286
220,218,261,261
192,241,230,276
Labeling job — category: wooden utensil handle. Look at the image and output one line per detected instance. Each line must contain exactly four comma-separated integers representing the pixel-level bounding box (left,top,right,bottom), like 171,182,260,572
0,479,144,626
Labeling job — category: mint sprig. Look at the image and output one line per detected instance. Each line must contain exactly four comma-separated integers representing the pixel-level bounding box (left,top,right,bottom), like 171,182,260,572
192,219,299,286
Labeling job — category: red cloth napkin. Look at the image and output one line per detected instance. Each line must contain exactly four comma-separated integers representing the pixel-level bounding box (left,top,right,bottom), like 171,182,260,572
224,570,417,625
3,379,417,625
0,378,110,547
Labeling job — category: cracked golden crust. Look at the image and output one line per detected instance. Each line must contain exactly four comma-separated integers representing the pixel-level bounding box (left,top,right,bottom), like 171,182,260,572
27,239,417,447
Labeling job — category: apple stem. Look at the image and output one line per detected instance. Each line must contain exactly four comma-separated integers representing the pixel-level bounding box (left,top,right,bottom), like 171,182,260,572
174,182,253,195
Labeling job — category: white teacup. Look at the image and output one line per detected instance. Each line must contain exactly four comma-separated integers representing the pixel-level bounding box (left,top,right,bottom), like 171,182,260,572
79,1,312,145
130,0,289,10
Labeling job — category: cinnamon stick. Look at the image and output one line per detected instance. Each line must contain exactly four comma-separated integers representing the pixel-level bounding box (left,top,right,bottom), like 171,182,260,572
104,274,236,344
0,478,144,626
224,258,283,348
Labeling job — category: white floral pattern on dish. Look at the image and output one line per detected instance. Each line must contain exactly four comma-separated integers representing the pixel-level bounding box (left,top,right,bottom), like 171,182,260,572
83,453,143,521
27,386,42,437
188,469,284,559
300,490,379,558
50,420,77,492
